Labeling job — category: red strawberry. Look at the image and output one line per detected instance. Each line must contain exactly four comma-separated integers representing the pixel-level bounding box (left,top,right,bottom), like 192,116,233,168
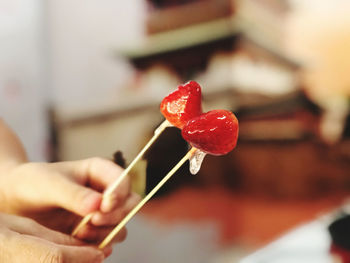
181,110,239,155
160,81,202,129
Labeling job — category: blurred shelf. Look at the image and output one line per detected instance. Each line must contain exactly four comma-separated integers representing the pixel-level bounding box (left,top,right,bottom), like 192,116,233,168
145,0,235,34
54,97,161,127
117,17,300,78
120,17,240,60
53,86,238,127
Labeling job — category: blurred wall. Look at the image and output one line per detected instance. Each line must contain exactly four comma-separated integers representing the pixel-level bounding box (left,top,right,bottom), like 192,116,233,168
48,0,146,112
286,0,350,104
0,0,146,160
0,0,48,161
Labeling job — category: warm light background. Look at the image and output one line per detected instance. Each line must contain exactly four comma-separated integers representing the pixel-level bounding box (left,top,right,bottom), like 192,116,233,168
1,0,350,262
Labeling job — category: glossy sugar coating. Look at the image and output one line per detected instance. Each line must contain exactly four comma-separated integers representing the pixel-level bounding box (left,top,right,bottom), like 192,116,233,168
182,110,239,155
160,81,202,129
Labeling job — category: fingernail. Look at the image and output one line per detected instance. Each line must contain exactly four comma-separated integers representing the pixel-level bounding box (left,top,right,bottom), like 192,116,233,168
91,213,101,225
83,192,102,214
101,195,116,213
103,246,113,258
95,251,105,263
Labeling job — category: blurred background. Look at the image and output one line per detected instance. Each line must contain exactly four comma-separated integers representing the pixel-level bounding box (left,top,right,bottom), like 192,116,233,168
1,0,350,262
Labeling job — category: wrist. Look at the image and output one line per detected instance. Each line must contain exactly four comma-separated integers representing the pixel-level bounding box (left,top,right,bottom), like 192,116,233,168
0,161,25,214
0,160,23,174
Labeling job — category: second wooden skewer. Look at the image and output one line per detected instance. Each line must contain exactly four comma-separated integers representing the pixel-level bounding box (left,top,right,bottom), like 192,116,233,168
98,147,197,249
72,120,171,237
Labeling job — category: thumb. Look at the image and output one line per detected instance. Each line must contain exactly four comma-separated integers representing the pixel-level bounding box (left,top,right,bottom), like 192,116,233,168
2,213,84,246
3,227,105,263
50,176,102,216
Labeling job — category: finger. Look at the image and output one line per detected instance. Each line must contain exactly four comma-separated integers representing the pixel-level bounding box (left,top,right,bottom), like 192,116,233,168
103,245,113,258
86,158,131,212
58,244,105,263
65,158,131,212
87,157,127,191
3,228,105,263
0,213,83,246
31,237,105,263
91,192,141,226
72,157,128,191
49,175,102,216
75,223,127,244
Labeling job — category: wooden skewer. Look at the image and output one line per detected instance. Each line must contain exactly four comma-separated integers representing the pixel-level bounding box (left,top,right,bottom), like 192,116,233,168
98,147,197,249
72,120,171,237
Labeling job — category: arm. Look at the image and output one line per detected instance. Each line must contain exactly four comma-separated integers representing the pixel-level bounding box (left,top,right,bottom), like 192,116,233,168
0,118,27,169
0,119,28,213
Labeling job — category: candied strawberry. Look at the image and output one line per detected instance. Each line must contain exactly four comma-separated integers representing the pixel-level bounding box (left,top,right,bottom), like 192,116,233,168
330,244,350,263
160,81,202,129
181,110,239,155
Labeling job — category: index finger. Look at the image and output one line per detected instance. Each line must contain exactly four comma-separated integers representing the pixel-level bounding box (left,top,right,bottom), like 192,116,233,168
72,158,131,211
89,158,131,211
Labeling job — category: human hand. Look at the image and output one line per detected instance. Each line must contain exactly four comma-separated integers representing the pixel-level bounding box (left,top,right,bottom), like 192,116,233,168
0,212,109,263
0,157,140,245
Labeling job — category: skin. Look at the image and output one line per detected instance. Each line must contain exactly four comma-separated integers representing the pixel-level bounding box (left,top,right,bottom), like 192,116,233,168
0,119,141,262
0,213,108,263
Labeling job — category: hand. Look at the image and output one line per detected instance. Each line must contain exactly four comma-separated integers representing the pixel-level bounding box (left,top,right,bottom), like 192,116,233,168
0,157,140,245
0,212,109,263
